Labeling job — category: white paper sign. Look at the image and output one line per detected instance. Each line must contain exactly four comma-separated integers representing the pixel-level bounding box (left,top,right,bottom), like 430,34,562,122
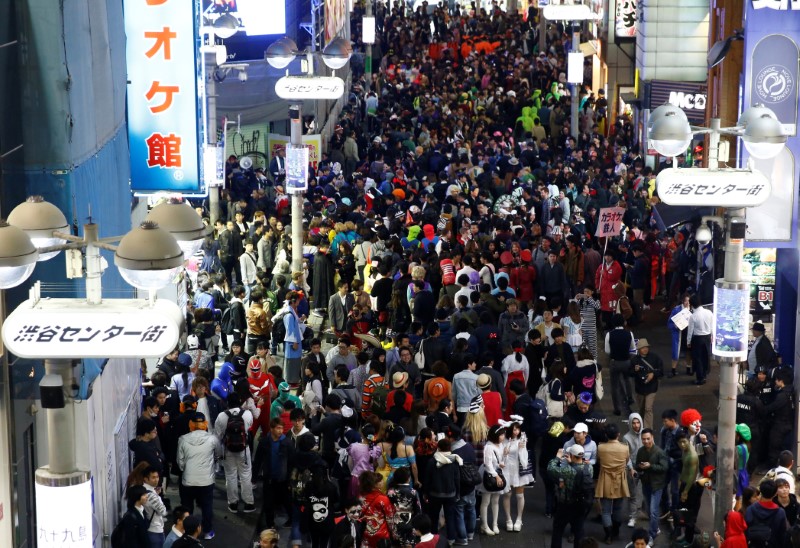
670,307,692,331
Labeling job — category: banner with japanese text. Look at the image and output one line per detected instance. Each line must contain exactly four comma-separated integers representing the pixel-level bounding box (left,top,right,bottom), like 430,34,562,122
125,0,202,193
595,207,625,237
267,133,322,171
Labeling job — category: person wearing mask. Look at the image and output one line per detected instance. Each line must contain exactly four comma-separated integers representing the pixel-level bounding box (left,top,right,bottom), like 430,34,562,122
686,296,713,386
213,393,256,514
163,506,191,548
177,413,222,540
604,314,635,416
635,428,668,545
628,339,663,430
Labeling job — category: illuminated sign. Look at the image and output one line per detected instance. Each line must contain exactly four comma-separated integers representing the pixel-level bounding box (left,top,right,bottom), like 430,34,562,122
615,0,637,38
656,168,771,208
125,0,201,193
363,16,376,44
542,4,598,20
286,145,310,193
275,76,346,100
2,299,183,358
712,283,750,360
35,477,93,548
753,0,800,9
668,91,707,111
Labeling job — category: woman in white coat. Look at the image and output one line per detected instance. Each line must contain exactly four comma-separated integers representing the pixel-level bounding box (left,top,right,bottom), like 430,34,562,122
479,424,510,536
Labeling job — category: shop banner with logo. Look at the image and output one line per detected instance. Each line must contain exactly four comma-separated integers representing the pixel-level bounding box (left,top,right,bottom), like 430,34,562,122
125,0,202,193
743,5,800,246
743,248,777,314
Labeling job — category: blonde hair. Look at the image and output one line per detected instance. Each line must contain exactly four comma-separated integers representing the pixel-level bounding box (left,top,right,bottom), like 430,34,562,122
464,409,489,444
259,529,280,543
411,265,427,281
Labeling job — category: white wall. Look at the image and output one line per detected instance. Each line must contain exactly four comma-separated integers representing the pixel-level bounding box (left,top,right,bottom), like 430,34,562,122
635,0,710,81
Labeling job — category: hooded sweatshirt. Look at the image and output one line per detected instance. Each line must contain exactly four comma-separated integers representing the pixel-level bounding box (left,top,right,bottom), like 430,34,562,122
421,224,439,251
623,412,644,468
720,510,748,548
425,451,462,499
177,430,222,486
744,500,788,547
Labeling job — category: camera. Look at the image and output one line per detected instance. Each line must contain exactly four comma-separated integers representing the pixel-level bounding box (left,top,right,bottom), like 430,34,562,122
631,471,640,479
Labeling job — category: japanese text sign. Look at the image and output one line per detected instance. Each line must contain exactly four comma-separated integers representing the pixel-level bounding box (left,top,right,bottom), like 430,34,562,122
35,479,92,548
595,207,625,237
275,76,346,101
125,0,201,192
2,299,182,358
656,168,771,208
615,0,637,38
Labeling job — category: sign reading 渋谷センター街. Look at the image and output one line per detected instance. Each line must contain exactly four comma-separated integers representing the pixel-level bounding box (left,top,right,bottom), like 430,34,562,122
125,0,202,193
1,299,183,359
655,168,772,208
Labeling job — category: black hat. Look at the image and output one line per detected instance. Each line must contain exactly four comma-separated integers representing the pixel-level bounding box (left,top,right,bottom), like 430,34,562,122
752,322,766,333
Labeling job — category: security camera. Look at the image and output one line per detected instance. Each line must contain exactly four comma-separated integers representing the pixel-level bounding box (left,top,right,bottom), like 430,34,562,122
695,225,712,245
238,70,248,83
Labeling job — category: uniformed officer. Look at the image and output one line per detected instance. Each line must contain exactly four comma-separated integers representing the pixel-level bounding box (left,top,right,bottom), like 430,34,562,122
736,385,764,473
762,370,794,470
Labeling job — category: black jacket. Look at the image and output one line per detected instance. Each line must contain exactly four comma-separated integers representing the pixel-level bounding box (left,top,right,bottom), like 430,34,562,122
764,386,793,424
308,412,345,463
172,535,205,548
254,434,294,482
118,507,150,548
424,456,461,499
128,439,165,475
629,352,664,395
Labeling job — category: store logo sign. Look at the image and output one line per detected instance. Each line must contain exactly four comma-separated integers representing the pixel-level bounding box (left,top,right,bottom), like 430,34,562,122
668,91,707,111
754,64,795,103
752,0,800,9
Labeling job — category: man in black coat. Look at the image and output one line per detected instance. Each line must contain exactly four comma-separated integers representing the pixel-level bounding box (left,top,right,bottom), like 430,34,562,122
312,242,336,311
763,370,794,467
117,485,151,548
629,338,664,430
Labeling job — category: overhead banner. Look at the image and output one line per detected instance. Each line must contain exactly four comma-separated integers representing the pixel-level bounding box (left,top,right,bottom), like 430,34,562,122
125,0,201,193
325,0,347,43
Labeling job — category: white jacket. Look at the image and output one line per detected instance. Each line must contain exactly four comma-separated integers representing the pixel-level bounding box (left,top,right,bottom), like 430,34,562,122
143,483,167,533
177,430,222,486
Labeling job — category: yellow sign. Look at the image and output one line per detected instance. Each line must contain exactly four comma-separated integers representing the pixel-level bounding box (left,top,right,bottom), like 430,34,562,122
267,133,323,170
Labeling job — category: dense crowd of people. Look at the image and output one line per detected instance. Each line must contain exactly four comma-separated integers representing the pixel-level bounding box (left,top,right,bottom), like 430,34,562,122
112,1,800,548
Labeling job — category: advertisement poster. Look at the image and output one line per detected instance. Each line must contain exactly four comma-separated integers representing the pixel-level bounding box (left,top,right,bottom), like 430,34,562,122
742,248,777,314
286,145,310,193
267,133,322,170
324,0,347,43
712,285,750,359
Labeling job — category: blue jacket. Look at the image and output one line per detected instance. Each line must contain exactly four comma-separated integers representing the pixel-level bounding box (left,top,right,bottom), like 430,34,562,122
284,309,304,359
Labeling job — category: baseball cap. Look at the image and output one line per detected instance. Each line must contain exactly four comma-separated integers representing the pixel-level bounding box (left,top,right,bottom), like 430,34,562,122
567,444,585,457
574,422,589,434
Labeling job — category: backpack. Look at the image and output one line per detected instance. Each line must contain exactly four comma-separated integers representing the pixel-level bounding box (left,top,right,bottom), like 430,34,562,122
272,316,287,344
525,397,550,437
369,379,389,418
290,466,313,504
220,307,234,335
223,410,248,453
109,520,125,548
568,467,592,504
264,290,279,314
459,461,482,493
746,518,773,547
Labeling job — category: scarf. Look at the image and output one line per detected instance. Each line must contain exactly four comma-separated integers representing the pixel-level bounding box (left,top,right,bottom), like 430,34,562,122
434,451,464,467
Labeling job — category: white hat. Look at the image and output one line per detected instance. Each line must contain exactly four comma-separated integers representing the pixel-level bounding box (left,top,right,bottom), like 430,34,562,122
567,444,585,457
186,334,200,350
574,422,589,433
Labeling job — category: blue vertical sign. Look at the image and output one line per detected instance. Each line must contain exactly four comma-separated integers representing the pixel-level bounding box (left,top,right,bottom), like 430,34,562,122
125,0,202,193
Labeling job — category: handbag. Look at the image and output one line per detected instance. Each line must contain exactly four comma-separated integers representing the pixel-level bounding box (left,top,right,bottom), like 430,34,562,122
482,469,507,492
544,380,565,418
594,362,605,400
414,339,426,370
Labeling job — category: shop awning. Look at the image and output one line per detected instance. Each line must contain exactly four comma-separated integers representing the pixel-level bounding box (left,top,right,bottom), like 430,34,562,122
620,92,643,108
652,203,715,230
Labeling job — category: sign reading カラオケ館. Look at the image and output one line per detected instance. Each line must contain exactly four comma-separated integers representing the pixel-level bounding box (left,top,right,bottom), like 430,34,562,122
125,0,201,193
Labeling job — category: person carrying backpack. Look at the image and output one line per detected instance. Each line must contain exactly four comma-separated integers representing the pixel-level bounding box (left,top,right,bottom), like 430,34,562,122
213,393,255,514
360,360,388,419
547,444,595,548
745,479,788,547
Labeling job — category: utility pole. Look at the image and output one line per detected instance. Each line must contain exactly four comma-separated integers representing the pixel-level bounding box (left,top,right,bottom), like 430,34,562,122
289,104,304,275
207,57,220,225
570,23,580,140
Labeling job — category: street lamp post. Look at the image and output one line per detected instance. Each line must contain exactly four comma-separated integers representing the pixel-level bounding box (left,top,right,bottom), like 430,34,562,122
265,36,353,275
0,196,198,546
650,104,786,532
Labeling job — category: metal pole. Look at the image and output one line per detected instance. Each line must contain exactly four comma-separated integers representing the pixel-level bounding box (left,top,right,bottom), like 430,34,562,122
0,291,14,546
83,223,103,305
290,104,304,275
365,0,373,83
570,24,580,140
538,8,546,54
208,70,221,225
43,359,76,474
710,117,741,532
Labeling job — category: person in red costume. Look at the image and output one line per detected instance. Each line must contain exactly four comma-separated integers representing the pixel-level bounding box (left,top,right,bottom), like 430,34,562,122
595,248,623,330
247,343,277,403
359,470,395,548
